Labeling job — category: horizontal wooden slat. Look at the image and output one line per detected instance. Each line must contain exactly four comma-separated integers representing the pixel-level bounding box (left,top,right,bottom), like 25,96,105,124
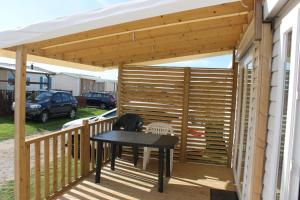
119,66,234,165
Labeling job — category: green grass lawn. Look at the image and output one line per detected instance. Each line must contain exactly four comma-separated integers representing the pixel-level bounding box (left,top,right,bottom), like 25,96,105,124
0,157,82,200
0,107,106,141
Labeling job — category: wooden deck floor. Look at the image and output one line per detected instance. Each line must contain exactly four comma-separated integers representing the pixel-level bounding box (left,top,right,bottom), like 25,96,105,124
55,158,235,200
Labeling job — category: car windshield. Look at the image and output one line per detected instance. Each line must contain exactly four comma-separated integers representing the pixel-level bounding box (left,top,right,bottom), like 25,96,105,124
103,110,116,118
35,92,52,101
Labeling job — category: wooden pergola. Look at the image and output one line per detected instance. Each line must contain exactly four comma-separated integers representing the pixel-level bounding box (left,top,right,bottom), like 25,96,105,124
8,1,253,67
0,1,275,200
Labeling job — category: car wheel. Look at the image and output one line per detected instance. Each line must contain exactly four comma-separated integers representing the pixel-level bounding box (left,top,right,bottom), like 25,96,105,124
69,109,76,119
40,111,49,123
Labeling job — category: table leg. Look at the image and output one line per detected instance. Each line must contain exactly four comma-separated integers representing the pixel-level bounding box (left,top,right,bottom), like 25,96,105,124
118,145,122,158
111,144,116,171
166,148,170,177
95,141,103,183
133,146,139,167
158,148,164,192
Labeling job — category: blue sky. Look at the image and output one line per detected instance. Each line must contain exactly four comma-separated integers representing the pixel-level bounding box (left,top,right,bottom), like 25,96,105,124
0,0,232,80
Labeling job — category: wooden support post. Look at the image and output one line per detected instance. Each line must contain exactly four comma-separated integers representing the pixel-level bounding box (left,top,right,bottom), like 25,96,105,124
250,23,272,200
228,50,238,167
254,0,262,40
117,64,124,116
14,46,28,200
80,119,90,176
180,67,190,162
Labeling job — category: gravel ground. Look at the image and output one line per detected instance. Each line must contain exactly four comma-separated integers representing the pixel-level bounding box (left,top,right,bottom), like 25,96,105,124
0,132,62,183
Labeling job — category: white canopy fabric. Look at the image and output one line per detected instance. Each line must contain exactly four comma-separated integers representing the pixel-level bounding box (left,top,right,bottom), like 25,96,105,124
0,0,238,48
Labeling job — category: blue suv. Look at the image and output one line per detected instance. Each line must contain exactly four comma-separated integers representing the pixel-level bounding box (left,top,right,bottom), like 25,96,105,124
14,91,78,123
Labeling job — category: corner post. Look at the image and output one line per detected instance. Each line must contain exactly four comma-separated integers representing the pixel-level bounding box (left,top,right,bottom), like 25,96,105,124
228,49,238,167
81,119,90,176
180,67,190,162
250,23,273,200
14,45,28,200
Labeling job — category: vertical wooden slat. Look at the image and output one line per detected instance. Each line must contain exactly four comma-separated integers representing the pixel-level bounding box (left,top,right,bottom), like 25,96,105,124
53,136,58,192
91,125,96,169
67,132,72,184
14,45,27,200
102,122,107,163
44,139,50,198
180,67,191,162
228,50,238,167
25,144,30,200
61,134,65,188
117,64,124,116
35,142,41,200
103,122,108,161
74,130,78,179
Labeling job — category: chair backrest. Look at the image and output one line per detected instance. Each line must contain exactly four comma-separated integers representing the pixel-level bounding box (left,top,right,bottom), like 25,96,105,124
113,113,143,131
146,122,173,135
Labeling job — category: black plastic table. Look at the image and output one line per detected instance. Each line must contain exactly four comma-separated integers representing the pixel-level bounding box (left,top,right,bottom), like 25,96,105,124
90,130,179,192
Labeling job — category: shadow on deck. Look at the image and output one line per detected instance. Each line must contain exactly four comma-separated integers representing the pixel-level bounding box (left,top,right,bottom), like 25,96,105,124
55,158,235,200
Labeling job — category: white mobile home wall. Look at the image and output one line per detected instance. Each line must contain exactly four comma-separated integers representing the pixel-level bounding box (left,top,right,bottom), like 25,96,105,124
51,73,80,96
0,69,48,91
263,0,300,199
233,21,273,200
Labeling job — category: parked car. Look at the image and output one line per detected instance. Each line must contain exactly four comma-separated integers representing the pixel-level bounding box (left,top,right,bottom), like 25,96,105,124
62,108,117,129
12,90,78,123
81,92,116,109
62,108,117,159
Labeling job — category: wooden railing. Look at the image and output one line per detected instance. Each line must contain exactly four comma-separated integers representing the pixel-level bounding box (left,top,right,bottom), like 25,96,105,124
24,116,117,200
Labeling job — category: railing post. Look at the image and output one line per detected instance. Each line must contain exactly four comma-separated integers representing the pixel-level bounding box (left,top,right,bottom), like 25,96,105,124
81,120,90,176
180,67,190,162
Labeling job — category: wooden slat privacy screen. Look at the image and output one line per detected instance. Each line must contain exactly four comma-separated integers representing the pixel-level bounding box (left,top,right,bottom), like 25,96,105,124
119,65,235,165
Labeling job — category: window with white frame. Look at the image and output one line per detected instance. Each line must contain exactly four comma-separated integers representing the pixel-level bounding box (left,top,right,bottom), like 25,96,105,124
276,31,292,200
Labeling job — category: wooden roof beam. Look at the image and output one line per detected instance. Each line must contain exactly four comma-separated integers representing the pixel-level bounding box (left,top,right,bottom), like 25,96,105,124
77,32,241,63
56,25,243,61
24,1,250,50
42,14,248,57
96,43,236,67
84,38,238,66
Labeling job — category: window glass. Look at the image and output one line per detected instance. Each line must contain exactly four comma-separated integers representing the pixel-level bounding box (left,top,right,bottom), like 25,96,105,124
8,72,14,85
276,31,292,200
239,62,253,190
52,94,62,103
103,110,116,118
61,93,70,102
35,92,52,101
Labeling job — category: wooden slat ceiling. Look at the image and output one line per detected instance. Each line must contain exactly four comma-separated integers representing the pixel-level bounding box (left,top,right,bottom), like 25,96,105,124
8,1,253,67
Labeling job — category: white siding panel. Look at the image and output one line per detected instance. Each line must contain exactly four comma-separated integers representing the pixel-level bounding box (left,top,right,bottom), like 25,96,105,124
269,97,278,118
271,71,279,86
273,27,280,43
270,87,278,101
262,12,281,199
268,116,276,130
272,42,280,57
272,56,279,72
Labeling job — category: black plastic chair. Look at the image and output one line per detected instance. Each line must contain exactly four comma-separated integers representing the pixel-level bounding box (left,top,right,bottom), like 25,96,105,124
112,113,143,166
